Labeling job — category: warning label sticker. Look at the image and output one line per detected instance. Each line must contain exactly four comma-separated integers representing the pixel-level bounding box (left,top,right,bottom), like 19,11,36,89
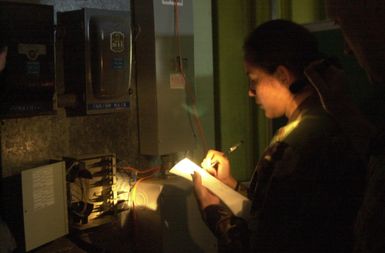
162,0,183,6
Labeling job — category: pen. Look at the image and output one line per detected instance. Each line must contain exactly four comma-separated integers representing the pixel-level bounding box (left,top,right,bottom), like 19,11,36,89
224,140,244,156
206,140,244,168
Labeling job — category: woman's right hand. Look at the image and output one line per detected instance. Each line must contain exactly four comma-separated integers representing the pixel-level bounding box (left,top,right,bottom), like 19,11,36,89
201,149,237,189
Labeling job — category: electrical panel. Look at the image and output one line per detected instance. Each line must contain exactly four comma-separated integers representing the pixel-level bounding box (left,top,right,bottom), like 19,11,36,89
65,154,117,230
1,161,68,252
133,0,195,155
58,9,132,115
0,2,55,118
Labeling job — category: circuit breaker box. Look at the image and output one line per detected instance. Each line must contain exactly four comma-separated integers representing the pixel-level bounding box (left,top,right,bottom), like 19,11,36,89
133,0,195,155
65,154,117,230
0,2,55,118
58,9,132,115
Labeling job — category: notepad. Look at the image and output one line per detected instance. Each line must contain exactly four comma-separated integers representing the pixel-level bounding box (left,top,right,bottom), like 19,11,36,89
169,158,251,219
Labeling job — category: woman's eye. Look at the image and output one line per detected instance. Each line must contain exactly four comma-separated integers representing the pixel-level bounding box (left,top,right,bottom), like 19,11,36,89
248,79,259,93
249,80,255,89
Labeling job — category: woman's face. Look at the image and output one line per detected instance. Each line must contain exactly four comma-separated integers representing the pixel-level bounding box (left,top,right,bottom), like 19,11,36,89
246,63,292,119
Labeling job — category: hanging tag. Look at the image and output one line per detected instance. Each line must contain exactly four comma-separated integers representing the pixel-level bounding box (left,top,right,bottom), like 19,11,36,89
170,73,185,89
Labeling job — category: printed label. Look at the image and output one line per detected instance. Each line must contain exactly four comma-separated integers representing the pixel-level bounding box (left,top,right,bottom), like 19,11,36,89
88,102,129,110
112,57,125,69
32,167,55,210
162,0,183,6
110,31,125,53
26,61,40,75
170,73,185,89
18,44,47,60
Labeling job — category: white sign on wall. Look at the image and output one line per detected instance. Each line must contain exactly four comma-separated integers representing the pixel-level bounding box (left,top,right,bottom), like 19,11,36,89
162,0,183,6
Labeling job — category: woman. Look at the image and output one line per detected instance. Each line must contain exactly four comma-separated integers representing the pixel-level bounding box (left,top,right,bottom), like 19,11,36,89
193,19,366,253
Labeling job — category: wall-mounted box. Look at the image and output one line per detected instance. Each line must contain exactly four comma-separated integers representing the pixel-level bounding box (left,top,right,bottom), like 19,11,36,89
58,8,132,115
1,161,68,252
0,2,55,118
133,0,195,155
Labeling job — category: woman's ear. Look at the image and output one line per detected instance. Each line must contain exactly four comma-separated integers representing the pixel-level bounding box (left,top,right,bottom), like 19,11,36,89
275,65,295,88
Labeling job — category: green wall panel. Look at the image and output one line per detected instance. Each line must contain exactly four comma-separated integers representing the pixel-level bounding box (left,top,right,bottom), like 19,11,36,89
213,0,255,180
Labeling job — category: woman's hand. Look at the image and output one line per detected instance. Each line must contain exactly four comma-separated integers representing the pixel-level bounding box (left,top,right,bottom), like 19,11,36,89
201,149,237,189
192,171,220,210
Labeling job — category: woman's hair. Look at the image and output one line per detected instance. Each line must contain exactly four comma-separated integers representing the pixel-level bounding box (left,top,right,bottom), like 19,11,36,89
243,19,322,80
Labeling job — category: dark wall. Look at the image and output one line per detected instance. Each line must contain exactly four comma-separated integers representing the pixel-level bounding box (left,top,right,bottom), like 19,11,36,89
0,0,145,177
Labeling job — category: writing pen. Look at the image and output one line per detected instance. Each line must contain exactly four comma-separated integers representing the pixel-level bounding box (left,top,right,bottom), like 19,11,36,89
224,140,244,156
206,140,244,168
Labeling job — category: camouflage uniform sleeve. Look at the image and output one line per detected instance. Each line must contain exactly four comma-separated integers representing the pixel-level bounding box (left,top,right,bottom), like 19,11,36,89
202,204,250,252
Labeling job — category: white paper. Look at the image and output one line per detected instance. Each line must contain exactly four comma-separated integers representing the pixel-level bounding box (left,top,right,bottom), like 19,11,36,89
32,167,55,210
170,158,251,219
